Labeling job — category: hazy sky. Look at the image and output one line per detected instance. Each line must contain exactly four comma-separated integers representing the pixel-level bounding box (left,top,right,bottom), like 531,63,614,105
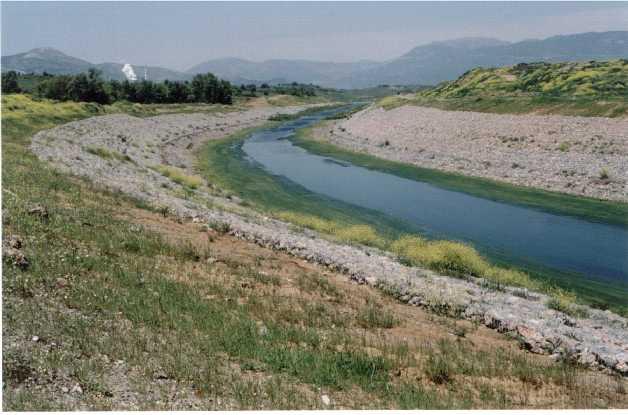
2,2,628,70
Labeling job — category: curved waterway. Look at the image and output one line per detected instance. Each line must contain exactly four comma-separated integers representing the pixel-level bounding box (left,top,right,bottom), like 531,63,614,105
241,107,628,285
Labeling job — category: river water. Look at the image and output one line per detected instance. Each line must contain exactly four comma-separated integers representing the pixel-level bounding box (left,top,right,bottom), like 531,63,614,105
241,107,628,285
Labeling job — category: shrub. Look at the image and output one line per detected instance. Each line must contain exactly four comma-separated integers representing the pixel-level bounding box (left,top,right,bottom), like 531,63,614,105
334,224,383,247
599,168,610,180
208,220,231,234
357,300,397,329
153,165,203,189
546,288,588,318
424,354,453,385
392,236,487,277
85,146,133,163
275,212,337,234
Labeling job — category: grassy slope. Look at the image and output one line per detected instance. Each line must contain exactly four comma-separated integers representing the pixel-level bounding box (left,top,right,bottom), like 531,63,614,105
379,60,628,117
5,95,626,409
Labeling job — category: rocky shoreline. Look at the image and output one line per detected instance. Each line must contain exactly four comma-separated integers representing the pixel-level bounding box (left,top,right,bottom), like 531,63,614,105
31,107,628,375
323,105,628,202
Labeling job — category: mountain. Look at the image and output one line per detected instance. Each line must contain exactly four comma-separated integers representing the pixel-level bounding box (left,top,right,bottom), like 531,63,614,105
94,62,189,82
3,31,628,88
186,58,381,86
1,47,93,75
336,31,628,88
1,47,190,81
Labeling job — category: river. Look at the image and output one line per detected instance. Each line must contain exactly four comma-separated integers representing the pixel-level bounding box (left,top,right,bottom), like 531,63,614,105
241,106,628,285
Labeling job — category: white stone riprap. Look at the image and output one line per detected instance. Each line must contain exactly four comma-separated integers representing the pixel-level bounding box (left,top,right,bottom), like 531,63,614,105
327,105,628,202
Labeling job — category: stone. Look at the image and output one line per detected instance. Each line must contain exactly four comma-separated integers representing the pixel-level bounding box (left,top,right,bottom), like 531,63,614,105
516,325,545,354
257,324,268,337
7,235,22,249
28,204,49,220
321,394,331,406
3,248,29,270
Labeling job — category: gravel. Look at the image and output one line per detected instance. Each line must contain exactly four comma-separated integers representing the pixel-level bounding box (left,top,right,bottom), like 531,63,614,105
328,105,628,202
31,106,628,375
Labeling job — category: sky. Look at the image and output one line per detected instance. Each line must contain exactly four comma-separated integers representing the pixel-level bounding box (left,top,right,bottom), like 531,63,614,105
2,2,628,70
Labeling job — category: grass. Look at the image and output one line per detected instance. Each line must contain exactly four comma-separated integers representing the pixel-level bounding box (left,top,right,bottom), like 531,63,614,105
3,94,627,409
390,235,535,289
153,164,204,189
85,145,134,163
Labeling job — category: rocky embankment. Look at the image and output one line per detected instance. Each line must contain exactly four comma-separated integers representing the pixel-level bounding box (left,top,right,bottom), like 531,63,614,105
324,105,628,202
31,107,628,375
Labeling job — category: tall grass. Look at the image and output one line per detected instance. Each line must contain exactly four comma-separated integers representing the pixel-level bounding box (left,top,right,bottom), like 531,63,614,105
153,164,204,189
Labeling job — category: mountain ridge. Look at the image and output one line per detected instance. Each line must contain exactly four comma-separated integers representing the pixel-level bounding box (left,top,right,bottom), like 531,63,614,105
3,31,627,87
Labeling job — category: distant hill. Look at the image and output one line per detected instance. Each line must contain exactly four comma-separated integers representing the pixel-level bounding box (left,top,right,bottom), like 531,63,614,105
3,31,628,88
94,62,188,82
1,47,92,75
186,58,381,87
337,32,628,88
1,48,189,82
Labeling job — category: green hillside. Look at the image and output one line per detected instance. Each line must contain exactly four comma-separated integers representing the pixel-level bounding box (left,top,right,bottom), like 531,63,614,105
424,60,627,98
380,60,628,117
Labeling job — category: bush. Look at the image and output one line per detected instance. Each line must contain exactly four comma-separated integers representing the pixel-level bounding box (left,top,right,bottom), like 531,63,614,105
153,165,203,189
424,354,453,384
335,224,383,247
85,146,133,163
1,71,21,94
357,300,397,329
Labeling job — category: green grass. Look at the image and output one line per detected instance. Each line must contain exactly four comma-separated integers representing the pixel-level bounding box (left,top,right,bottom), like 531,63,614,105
153,164,204,189
268,105,343,122
85,145,134,163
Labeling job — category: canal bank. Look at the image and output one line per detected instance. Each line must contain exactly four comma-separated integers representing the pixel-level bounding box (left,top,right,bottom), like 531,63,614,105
198,106,628,315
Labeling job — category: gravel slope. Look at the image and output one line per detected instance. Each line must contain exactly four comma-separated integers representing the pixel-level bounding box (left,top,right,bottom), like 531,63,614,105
31,107,628,375
327,105,628,202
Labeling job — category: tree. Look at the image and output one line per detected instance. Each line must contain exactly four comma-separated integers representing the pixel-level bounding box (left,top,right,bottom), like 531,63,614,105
1,71,21,93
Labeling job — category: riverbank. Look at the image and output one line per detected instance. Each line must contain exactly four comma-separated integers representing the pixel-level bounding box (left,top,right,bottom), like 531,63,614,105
20,102,628,380
322,105,627,203
9,98,628,408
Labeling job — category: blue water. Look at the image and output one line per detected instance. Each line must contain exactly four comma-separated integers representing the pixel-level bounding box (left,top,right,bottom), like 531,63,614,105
241,109,628,284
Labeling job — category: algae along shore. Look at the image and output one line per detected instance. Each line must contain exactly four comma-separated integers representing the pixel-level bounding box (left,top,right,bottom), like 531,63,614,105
3,18,628,410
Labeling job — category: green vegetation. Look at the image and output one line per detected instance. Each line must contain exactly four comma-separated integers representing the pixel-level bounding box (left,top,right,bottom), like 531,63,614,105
379,60,628,117
85,146,134,163
1,70,21,93
268,105,342,122
26,69,233,105
153,165,204,189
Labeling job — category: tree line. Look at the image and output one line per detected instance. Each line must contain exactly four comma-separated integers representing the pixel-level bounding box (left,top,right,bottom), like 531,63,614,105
1,69,234,105
2,70,324,104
